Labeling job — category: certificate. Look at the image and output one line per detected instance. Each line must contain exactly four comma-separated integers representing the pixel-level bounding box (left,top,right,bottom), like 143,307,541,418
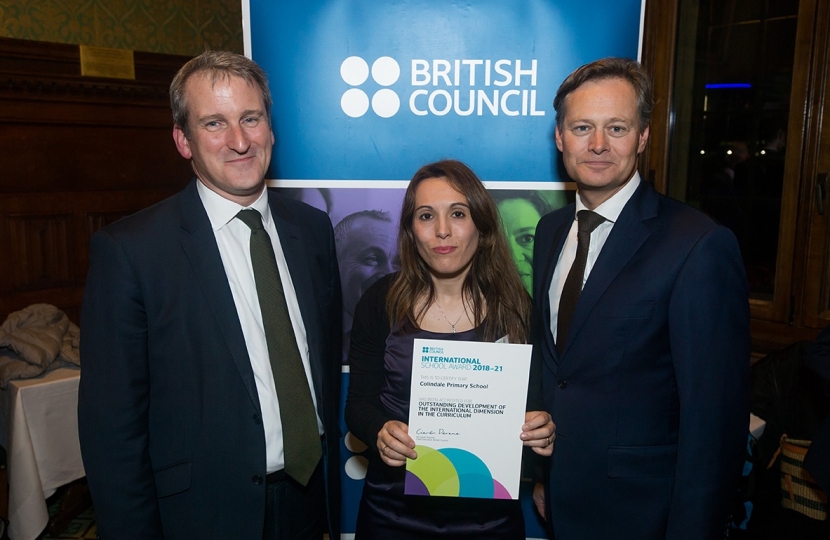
405,338,531,499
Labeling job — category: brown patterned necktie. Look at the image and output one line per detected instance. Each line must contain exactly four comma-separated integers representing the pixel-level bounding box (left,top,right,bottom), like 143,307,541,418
557,210,606,354
236,209,321,485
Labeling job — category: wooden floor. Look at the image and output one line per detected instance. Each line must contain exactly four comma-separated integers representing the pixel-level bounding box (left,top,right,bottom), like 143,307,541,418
41,504,96,540
39,482,96,540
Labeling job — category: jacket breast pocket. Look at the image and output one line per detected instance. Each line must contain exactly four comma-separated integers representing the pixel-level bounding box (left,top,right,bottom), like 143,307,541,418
154,461,192,498
607,444,677,478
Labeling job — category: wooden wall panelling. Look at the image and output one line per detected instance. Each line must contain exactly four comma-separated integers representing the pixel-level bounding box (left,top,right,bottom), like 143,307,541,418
0,37,194,323
0,190,177,324
8,211,74,289
639,0,679,195
798,0,830,329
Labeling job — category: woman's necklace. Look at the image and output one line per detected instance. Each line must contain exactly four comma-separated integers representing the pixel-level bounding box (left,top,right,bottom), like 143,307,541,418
434,300,465,333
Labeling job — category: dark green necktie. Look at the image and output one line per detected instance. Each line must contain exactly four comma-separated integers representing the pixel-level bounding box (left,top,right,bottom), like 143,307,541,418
557,209,606,355
236,209,321,485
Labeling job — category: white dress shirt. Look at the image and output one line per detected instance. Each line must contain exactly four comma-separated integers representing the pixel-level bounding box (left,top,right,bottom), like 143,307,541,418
197,181,323,473
549,172,642,342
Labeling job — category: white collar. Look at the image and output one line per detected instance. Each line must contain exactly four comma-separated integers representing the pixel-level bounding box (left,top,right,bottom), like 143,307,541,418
574,171,641,223
196,181,271,231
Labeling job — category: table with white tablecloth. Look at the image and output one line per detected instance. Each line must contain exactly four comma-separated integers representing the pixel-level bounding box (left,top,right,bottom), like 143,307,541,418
0,367,85,540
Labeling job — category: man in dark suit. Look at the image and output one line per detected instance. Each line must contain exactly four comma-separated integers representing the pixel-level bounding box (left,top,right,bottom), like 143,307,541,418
78,51,341,540
531,58,750,539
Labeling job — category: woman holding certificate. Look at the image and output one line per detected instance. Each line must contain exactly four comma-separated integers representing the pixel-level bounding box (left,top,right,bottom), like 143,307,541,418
345,160,554,539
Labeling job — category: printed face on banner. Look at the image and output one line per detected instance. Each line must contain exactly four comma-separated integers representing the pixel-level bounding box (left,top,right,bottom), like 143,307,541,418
336,213,398,321
497,198,539,292
174,74,274,206
490,189,569,294
554,78,649,208
413,177,480,280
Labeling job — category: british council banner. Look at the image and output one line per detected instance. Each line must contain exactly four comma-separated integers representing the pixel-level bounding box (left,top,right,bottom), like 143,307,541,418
246,0,643,182
244,1,643,537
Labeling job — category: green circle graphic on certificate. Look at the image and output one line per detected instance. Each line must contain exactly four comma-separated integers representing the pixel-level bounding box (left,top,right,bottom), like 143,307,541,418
408,445,504,498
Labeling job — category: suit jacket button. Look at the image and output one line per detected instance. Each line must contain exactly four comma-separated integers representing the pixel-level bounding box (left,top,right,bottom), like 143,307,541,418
252,475,264,485
557,380,568,389
253,414,262,424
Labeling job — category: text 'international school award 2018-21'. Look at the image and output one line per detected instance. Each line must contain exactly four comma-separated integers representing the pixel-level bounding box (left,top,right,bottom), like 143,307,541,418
405,338,531,500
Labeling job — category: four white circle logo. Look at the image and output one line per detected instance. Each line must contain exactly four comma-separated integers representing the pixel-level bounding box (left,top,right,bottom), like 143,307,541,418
340,56,401,118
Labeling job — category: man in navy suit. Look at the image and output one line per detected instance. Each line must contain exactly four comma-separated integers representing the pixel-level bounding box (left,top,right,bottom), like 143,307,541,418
78,51,341,540
532,57,750,539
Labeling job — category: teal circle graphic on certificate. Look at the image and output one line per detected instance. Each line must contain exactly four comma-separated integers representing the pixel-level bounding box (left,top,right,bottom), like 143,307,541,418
440,448,493,498
407,445,506,498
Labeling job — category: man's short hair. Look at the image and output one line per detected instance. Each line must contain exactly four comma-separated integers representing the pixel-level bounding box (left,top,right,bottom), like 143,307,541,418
170,50,272,138
553,57,654,131
334,210,392,253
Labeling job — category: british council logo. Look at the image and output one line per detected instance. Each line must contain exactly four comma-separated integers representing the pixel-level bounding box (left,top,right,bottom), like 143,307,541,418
340,56,401,118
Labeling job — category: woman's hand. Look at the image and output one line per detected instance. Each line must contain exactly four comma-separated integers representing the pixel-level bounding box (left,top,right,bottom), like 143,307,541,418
520,410,555,456
533,482,546,519
377,420,418,467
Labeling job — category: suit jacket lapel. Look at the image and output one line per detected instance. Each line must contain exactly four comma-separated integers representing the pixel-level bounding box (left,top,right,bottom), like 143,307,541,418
178,180,261,408
268,191,325,405
560,181,658,359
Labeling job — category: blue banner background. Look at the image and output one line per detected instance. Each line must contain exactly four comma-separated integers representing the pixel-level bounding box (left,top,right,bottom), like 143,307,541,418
250,0,642,182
